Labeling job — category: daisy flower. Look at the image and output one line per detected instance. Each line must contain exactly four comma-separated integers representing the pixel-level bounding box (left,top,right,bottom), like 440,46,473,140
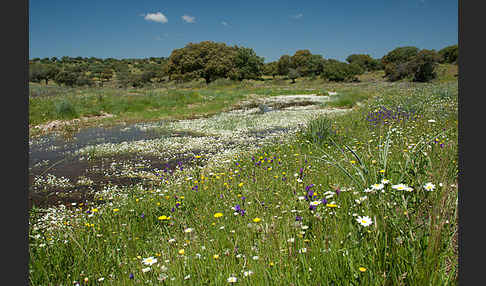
381,179,390,184
371,183,384,191
356,216,373,227
392,183,410,191
142,256,157,266
310,200,321,207
423,182,435,191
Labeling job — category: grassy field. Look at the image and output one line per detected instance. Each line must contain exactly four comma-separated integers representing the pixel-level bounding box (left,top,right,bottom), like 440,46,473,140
28,68,458,285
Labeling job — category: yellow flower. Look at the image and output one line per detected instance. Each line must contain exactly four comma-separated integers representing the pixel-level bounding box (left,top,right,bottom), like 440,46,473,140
213,254,220,259
214,213,223,218
350,160,356,164
238,182,244,187
178,249,185,255
158,215,170,220
253,217,261,223
326,203,338,208
359,267,367,272
113,208,119,212
91,208,98,213
379,169,385,173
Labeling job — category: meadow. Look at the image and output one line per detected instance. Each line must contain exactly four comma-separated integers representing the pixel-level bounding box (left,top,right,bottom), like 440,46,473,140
28,68,458,285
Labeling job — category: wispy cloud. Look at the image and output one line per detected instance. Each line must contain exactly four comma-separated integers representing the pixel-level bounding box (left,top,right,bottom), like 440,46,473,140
221,21,230,27
291,13,303,19
143,12,168,23
182,14,196,23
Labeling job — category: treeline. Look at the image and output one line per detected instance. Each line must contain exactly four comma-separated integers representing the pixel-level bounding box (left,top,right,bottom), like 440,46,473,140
29,42,458,88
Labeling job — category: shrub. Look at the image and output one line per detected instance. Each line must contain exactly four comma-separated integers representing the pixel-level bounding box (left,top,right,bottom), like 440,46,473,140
409,49,441,82
54,71,78,87
288,68,300,83
438,44,458,64
55,99,77,119
382,47,439,82
75,76,94,87
322,60,362,82
300,115,337,144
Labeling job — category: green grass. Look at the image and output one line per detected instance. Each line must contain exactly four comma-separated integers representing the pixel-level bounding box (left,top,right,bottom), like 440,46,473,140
29,79,458,285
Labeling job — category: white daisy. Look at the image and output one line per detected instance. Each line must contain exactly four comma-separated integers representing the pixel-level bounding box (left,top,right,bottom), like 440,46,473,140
371,183,384,191
356,216,373,227
142,256,157,266
381,179,390,184
423,182,435,191
391,183,409,191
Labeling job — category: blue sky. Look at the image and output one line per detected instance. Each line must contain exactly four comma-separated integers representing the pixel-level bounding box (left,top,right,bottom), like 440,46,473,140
29,0,458,63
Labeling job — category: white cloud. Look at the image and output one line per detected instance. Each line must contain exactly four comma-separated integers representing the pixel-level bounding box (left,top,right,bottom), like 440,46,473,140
221,21,229,26
182,14,195,23
143,12,168,23
291,13,303,19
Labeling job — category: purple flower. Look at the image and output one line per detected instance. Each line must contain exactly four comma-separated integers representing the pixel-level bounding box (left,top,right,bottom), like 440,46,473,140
335,188,341,196
309,204,316,211
295,216,302,221
140,213,145,218
234,204,241,212
321,198,328,205
129,273,134,279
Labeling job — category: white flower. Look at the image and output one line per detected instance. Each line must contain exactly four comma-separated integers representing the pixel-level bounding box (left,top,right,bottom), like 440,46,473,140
184,228,194,233
243,270,254,277
287,237,295,243
371,183,384,191
391,183,410,191
381,179,390,184
423,182,435,191
184,275,191,280
310,200,321,207
227,276,238,283
142,267,152,273
356,216,373,227
299,248,307,253
363,188,373,193
428,119,436,123
252,255,259,260
142,256,157,266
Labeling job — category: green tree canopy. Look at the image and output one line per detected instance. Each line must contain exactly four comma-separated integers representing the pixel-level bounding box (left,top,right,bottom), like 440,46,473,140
229,47,264,80
166,41,238,84
438,44,458,64
277,55,291,76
